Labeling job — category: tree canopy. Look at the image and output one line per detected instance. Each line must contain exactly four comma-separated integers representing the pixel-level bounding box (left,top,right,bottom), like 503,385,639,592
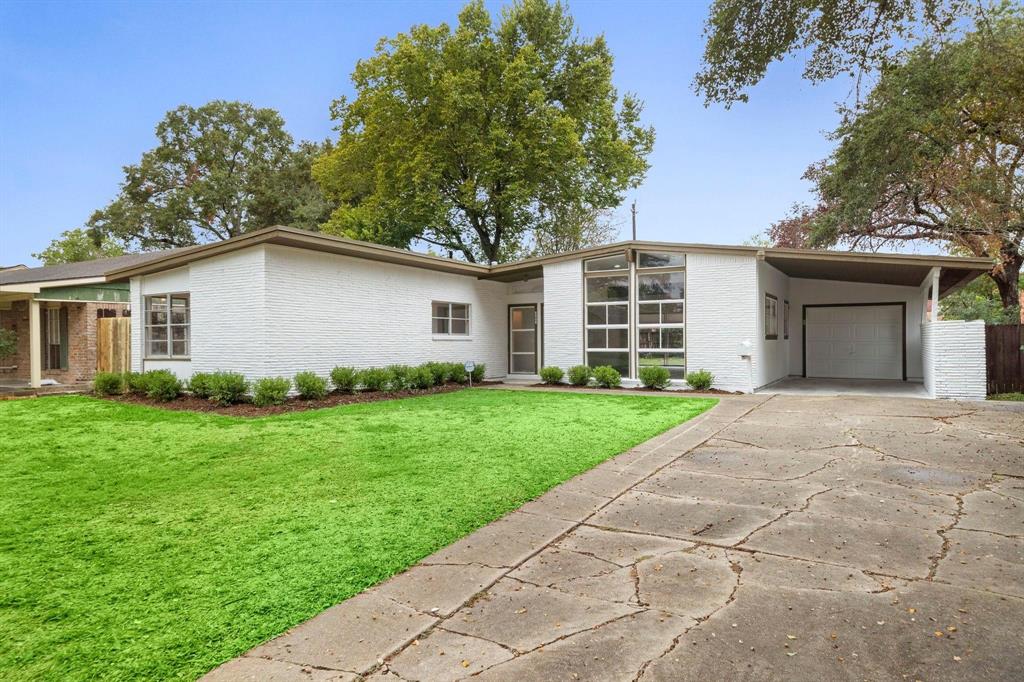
313,0,653,263
83,101,331,251
695,0,973,106
770,9,1024,312
32,228,125,265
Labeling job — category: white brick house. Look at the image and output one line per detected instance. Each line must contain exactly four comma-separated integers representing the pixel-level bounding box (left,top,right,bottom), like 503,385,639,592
97,226,993,399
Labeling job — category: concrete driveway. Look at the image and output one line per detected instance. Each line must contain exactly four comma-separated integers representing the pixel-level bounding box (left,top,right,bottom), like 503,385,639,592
207,394,1024,682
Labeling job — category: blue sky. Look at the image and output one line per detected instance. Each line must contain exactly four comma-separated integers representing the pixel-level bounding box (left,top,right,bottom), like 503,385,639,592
1,0,853,266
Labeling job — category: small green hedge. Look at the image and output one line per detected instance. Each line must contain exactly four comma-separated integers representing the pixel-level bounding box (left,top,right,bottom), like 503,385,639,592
567,365,592,386
207,372,249,406
358,367,391,392
592,365,621,389
686,369,714,391
638,366,671,390
539,366,564,384
409,365,435,389
252,377,291,407
93,372,125,396
294,372,328,400
330,366,358,393
187,372,215,399
143,370,182,402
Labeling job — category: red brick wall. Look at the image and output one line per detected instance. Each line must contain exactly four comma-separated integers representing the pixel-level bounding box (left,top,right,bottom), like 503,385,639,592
0,300,129,384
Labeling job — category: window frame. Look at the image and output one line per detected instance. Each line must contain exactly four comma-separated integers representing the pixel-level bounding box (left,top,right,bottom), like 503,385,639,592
431,301,471,336
764,293,779,340
584,254,630,376
144,293,190,359
636,255,686,380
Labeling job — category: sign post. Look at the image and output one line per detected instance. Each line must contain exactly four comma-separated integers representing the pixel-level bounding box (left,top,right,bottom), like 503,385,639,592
464,360,476,388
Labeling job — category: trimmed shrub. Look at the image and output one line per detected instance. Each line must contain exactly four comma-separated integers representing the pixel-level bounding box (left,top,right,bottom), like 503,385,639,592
330,366,358,393
208,371,249,406
386,364,413,391
539,366,564,384
144,370,182,402
253,377,290,407
638,366,672,390
409,365,435,390
124,371,149,395
567,365,592,386
294,371,328,400
424,361,449,385
592,365,622,389
187,372,215,399
358,367,390,392
470,363,485,383
447,362,468,384
93,372,124,396
685,369,714,391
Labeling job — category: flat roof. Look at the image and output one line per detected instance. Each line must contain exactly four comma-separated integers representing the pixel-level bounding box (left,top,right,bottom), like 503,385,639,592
9,225,992,297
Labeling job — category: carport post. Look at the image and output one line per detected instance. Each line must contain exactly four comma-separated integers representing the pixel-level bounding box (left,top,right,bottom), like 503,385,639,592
28,297,41,388
931,267,941,321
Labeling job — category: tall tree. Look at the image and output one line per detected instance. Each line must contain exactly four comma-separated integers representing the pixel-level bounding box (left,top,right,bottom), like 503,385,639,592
86,101,330,250
313,0,654,263
778,10,1024,311
695,0,973,106
32,228,125,265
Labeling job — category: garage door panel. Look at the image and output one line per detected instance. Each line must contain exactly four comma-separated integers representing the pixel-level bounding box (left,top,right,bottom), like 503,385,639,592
804,305,902,380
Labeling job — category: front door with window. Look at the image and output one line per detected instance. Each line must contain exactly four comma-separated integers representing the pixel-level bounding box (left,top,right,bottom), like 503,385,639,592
509,305,538,374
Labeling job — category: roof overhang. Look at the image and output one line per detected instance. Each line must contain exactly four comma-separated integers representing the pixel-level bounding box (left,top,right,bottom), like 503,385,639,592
105,226,490,280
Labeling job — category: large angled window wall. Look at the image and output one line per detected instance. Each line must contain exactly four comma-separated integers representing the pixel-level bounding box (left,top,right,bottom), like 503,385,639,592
583,250,686,379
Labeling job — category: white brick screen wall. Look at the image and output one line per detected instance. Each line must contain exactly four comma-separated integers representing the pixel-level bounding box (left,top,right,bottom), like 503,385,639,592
686,253,758,392
921,320,987,400
541,259,584,372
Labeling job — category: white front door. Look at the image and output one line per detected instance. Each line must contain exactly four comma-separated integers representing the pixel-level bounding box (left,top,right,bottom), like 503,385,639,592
805,305,903,380
509,305,538,374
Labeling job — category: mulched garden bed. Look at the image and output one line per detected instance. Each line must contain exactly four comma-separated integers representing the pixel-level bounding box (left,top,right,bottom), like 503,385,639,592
102,381,502,417
530,383,742,395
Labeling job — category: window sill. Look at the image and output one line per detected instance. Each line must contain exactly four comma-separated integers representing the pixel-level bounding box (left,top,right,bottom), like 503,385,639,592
144,357,191,361
432,335,473,342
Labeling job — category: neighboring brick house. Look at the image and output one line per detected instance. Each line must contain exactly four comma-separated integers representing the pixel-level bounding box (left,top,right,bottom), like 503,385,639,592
0,300,129,384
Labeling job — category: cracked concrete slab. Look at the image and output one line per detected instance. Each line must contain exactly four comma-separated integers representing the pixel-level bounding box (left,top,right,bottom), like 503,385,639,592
589,489,781,545
386,627,513,681
208,393,1023,682
441,579,637,652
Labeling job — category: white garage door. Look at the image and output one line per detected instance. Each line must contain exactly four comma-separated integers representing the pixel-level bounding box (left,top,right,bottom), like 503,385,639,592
805,305,903,380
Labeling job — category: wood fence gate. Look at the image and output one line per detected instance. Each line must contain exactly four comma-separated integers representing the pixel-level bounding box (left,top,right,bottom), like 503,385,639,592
96,317,130,374
985,324,1023,394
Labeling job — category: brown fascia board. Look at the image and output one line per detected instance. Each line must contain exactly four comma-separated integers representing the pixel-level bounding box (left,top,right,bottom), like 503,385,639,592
105,226,995,282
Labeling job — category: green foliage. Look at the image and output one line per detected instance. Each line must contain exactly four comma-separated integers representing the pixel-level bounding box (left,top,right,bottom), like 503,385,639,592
409,365,435,390
207,371,250,406
85,101,333,251
330,366,358,393
686,369,714,391
539,366,565,384
424,361,450,385
252,377,291,407
293,372,328,400
124,371,149,395
988,392,1024,401
0,328,16,360
313,0,654,263
0,391,714,680
93,372,125,396
592,365,621,388
470,363,485,383
385,365,413,391
358,367,391,392
567,365,592,386
695,0,973,106
446,362,468,384
638,365,671,390
941,275,1022,324
143,370,182,402
791,10,1024,313
187,372,215,399
32,228,126,265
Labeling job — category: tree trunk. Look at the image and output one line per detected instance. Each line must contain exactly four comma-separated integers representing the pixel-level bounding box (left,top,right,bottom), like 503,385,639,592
992,244,1022,313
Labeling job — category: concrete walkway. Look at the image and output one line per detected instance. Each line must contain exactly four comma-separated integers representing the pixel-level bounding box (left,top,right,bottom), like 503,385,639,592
206,394,1024,682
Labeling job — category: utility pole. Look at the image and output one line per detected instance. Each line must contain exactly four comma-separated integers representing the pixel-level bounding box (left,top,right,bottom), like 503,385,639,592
631,201,637,240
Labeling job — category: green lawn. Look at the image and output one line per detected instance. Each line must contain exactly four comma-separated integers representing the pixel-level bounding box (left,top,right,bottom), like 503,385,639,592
0,389,714,680
988,392,1024,401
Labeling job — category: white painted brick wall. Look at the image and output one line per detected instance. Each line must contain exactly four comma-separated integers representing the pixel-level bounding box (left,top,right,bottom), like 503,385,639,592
687,253,758,392
262,245,508,380
921,320,986,400
542,259,584,372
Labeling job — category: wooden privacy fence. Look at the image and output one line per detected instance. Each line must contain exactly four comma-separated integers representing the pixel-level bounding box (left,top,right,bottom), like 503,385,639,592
986,324,1024,394
96,317,130,374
